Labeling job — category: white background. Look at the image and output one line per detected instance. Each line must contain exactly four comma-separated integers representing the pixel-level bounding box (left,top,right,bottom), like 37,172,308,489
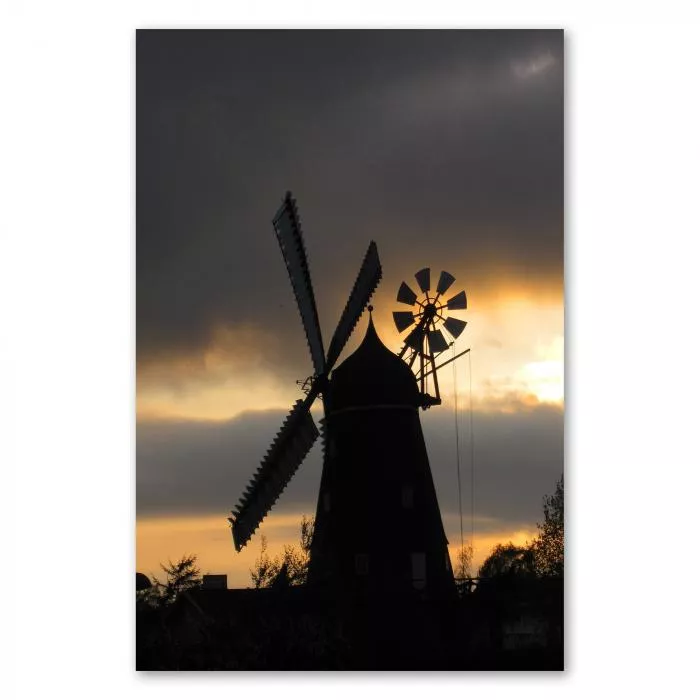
3,1,700,697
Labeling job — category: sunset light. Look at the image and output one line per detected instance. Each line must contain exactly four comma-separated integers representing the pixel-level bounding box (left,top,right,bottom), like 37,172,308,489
135,28,564,670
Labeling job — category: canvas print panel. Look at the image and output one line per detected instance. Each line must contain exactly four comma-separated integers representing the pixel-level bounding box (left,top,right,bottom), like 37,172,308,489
136,29,564,670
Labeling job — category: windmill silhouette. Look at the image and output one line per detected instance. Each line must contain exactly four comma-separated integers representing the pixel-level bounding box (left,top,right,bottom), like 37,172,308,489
229,193,469,598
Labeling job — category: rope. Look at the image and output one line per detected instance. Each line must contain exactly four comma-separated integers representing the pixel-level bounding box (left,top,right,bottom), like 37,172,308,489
452,343,465,554
468,350,475,549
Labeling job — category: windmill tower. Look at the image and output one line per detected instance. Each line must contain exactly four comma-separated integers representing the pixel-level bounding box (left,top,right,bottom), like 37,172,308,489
229,193,468,600
308,273,468,597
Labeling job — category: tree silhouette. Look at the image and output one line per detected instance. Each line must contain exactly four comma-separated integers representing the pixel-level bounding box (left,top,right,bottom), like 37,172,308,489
478,543,537,579
454,542,474,579
478,475,564,582
151,554,202,605
532,475,564,577
250,535,279,588
250,516,315,588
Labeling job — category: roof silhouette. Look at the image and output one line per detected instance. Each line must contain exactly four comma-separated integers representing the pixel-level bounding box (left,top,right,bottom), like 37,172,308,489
328,316,420,411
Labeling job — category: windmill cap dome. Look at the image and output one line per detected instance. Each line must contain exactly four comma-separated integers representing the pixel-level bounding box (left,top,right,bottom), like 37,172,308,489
328,317,420,410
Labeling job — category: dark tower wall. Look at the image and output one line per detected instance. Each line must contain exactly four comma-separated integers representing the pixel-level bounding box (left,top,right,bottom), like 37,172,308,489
308,319,455,598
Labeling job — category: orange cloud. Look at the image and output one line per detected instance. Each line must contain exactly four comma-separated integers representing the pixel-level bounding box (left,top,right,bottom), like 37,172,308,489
137,287,562,422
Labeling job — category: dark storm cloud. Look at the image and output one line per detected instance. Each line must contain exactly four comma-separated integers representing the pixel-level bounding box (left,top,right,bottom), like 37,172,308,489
136,409,324,517
137,29,563,372
136,403,563,532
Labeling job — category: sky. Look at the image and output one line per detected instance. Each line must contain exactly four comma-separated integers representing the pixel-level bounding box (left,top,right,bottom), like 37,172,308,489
136,29,564,587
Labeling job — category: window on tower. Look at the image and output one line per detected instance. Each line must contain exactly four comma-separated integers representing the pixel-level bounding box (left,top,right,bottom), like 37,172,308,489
401,484,414,508
355,554,369,575
411,552,426,590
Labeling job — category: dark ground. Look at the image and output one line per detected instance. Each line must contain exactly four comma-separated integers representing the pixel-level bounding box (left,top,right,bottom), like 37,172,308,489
136,578,563,671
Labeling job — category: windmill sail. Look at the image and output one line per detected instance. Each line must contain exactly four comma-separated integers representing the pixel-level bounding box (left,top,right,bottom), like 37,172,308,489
436,270,456,296
397,281,418,306
230,193,382,551
415,267,431,293
428,329,449,353
325,241,382,369
272,192,326,377
446,290,467,310
230,397,320,550
393,311,415,332
443,316,467,339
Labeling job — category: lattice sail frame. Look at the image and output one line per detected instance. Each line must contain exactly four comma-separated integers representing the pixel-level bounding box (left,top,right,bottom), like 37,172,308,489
229,192,382,551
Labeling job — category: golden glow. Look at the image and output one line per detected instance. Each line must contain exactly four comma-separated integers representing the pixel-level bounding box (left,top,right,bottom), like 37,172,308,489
136,375,295,422
137,288,563,421
517,360,564,404
137,513,539,587
484,335,564,407
136,513,310,590
136,513,538,588
374,292,563,412
447,527,538,576
137,324,298,421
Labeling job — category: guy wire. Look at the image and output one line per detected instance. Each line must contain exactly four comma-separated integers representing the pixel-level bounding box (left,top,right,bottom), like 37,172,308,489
468,349,475,549
453,343,464,554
